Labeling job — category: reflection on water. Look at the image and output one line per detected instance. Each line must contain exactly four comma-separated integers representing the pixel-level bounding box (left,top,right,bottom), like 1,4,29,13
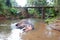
0,20,20,40
23,21,60,40
7,29,23,40
0,19,36,40
0,19,60,40
0,26,11,40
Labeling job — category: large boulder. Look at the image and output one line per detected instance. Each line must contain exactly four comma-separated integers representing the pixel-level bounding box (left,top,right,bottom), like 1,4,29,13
48,19,60,31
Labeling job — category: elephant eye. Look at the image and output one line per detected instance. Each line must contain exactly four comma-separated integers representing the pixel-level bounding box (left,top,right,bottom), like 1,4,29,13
16,24,18,26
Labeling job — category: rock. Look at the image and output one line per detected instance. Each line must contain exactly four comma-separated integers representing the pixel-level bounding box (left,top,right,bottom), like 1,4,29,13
48,20,60,31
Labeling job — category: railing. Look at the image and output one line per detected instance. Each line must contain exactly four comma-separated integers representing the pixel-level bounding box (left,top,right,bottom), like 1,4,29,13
15,6,55,19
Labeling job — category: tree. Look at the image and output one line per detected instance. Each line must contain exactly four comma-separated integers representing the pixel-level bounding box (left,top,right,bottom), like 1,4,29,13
27,0,47,18
27,0,47,7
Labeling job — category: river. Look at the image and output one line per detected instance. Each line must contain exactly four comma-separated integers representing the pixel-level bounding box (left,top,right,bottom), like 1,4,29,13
0,19,60,40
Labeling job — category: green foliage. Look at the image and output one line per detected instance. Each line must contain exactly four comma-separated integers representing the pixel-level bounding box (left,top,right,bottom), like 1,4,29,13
0,0,9,15
28,8,40,18
27,0,47,6
45,17,56,24
45,8,55,18
28,8,35,14
19,15,25,19
0,0,18,16
10,8,17,14
0,0,59,19
10,8,18,16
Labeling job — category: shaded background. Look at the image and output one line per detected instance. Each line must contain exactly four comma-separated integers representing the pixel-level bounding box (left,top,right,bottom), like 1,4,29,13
0,0,60,20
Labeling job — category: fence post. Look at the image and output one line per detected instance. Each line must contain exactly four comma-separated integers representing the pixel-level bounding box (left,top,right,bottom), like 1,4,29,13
41,7,45,19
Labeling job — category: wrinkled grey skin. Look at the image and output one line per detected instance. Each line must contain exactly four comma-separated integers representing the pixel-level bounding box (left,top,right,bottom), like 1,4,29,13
16,19,34,32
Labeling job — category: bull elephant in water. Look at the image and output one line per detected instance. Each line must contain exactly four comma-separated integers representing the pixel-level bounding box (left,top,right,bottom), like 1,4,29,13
8,19,34,40
11,19,34,32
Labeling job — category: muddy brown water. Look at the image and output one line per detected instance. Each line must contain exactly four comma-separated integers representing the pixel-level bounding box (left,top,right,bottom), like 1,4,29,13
23,21,60,40
0,19,60,40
